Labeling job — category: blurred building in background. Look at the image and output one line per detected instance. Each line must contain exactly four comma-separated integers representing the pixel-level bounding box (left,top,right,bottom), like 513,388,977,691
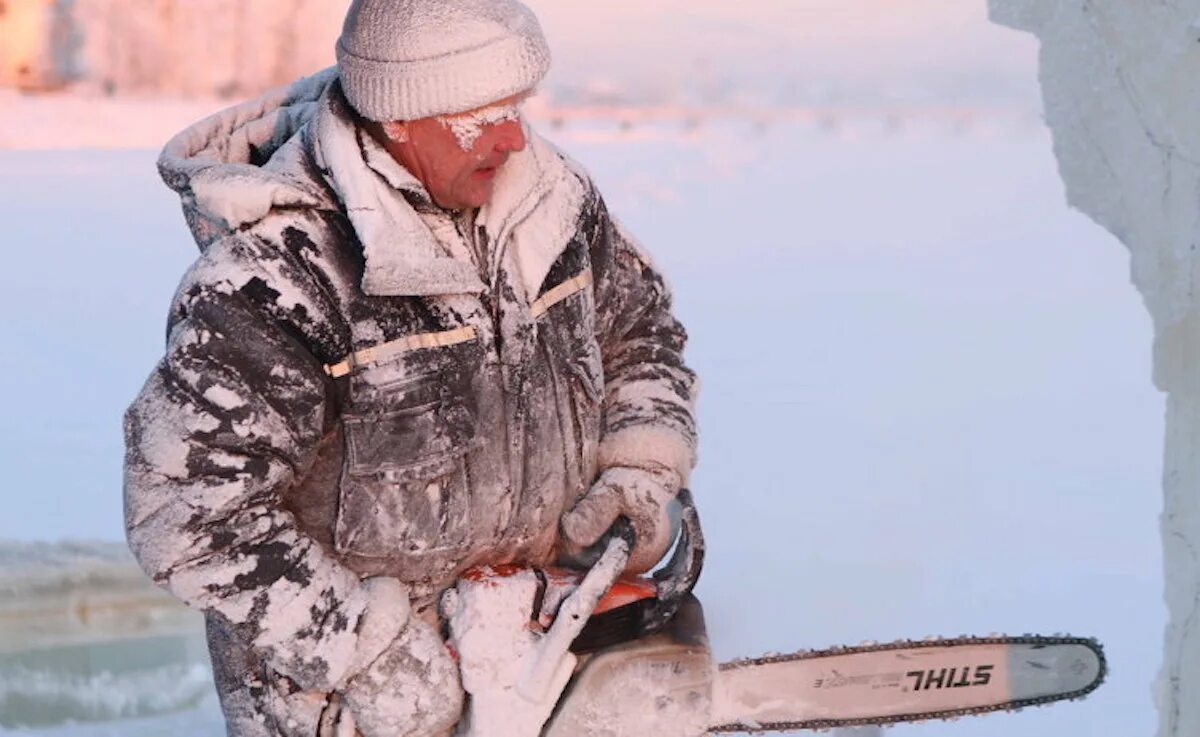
0,0,80,90
0,0,345,95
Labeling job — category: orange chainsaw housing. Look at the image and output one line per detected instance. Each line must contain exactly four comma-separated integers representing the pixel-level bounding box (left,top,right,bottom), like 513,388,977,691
460,564,658,618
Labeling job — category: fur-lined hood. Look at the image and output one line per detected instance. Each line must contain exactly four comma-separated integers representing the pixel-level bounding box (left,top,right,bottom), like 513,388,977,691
157,67,587,301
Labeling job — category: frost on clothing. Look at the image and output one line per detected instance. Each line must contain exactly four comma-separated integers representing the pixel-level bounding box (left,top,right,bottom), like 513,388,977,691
123,67,697,736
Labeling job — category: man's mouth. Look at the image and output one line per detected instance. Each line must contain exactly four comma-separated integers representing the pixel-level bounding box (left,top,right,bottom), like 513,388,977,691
473,157,506,180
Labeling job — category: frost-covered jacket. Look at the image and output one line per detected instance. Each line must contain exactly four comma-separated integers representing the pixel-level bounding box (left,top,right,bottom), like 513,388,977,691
123,69,696,735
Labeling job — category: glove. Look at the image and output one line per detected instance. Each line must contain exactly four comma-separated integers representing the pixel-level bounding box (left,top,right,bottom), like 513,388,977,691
560,465,680,573
342,615,464,737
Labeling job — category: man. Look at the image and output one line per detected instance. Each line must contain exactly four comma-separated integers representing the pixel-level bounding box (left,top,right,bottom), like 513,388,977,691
124,0,698,735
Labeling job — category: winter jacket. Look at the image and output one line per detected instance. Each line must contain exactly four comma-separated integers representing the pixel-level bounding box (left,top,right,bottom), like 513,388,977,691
123,68,697,736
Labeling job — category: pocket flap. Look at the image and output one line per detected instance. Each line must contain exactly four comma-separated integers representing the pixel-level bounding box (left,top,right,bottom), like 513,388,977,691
343,397,478,479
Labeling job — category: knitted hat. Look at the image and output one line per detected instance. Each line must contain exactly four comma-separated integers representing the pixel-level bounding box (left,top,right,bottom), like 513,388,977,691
336,0,551,122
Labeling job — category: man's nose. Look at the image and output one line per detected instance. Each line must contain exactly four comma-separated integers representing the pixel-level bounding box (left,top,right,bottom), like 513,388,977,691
490,118,527,154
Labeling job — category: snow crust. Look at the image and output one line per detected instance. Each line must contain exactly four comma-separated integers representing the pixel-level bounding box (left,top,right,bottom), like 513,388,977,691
0,543,210,730
988,4,1200,736
0,662,212,728
0,541,134,579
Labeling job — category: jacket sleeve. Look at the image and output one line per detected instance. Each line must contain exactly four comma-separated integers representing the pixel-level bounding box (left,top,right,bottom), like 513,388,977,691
123,231,407,692
590,196,699,485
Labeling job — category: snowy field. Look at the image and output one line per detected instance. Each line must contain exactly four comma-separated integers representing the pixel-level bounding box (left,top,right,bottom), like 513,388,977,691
0,111,1164,736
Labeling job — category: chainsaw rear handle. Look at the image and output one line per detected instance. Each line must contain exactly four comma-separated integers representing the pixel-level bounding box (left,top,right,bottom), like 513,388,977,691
568,489,705,653
521,522,635,703
606,515,637,552
644,488,704,633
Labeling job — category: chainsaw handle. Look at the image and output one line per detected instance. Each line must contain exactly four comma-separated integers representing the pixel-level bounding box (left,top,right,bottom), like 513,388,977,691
644,488,705,633
562,513,637,570
520,523,632,702
607,515,637,551
567,490,706,654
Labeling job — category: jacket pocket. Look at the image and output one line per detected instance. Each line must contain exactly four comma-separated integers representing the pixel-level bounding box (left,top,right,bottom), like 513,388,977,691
342,388,475,476
334,339,483,559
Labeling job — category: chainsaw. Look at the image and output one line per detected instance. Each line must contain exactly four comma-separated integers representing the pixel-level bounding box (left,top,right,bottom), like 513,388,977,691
440,490,1106,736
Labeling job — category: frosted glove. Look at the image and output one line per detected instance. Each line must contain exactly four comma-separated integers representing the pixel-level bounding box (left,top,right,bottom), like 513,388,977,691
342,615,464,737
561,465,680,574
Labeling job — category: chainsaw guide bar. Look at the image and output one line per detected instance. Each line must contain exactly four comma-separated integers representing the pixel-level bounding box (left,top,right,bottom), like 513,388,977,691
709,634,1106,732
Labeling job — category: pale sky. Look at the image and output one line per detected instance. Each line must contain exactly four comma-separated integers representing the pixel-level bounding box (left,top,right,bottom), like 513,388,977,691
265,0,1041,105
523,0,1040,105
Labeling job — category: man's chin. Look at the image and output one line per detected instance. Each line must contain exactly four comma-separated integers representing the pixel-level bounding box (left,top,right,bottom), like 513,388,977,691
464,182,496,209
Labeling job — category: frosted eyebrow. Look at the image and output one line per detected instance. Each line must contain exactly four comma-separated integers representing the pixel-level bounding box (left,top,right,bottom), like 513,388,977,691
437,101,525,151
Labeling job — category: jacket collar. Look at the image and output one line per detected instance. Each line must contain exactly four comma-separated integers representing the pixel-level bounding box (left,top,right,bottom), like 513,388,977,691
480,128,587,301
311,88,485,297
311,83,586,300
158,68,337,251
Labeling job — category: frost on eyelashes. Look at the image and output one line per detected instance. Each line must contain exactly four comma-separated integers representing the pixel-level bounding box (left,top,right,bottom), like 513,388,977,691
437,103,523,151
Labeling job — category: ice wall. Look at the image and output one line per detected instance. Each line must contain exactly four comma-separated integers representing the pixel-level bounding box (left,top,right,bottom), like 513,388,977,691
987,3,1200,736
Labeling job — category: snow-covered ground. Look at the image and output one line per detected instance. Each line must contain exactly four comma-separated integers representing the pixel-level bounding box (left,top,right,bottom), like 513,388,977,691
0,111,1163,736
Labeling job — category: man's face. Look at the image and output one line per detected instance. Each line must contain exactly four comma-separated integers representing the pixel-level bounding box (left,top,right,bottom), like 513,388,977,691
384,94,529,210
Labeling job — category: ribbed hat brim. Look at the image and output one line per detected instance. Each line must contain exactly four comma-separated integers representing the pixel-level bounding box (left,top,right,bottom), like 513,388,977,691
337,34,550,121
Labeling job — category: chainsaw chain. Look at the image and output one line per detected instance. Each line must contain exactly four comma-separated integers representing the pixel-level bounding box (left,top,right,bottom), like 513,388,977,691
710,634,1107,733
